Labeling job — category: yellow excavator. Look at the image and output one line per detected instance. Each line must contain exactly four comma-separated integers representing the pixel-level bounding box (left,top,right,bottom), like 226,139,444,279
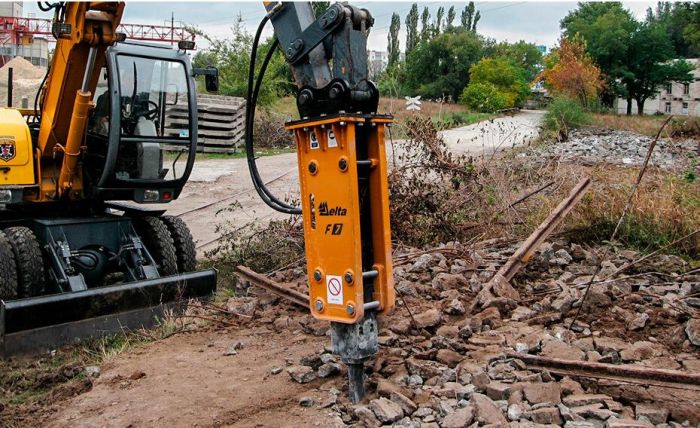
0,2,218,355
1,0,394,402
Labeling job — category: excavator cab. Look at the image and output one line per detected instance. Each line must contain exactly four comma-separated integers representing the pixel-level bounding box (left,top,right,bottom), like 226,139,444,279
85,42,197,203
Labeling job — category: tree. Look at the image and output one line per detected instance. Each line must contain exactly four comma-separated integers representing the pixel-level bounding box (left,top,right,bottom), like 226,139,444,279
404,30,485,100
461,2,474,29
645,2,700,57
561,2,637,106
312,2,330,16
473,10,481,32
460,82,508,112
562,2,696,113
435,6,445,35
420,7,432,43
192,18,289,105
446,6,456,29
460,2,480,32
538,37,602,107
405,4,419,54
387,13,401,68
465,57,530,108
494,41,544,81
684,5,700,50
623,22,695,115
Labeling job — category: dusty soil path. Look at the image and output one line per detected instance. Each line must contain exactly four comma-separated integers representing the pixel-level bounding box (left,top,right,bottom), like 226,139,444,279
43,324,343,428
154,110,543,255
440,109,543,156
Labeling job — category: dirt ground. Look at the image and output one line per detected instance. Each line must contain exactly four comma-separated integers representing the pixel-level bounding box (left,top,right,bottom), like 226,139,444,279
13,321,344,428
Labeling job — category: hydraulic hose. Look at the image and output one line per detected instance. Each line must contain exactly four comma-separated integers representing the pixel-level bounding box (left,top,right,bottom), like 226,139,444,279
245,16,301,215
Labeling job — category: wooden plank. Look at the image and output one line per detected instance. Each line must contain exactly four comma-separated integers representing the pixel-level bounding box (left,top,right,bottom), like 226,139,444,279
167,111,240,122
195,145,239,154
166,118,236,130
169,104,244,114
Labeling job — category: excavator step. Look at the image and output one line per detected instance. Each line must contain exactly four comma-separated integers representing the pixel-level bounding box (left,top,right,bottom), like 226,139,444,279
0,269,216,356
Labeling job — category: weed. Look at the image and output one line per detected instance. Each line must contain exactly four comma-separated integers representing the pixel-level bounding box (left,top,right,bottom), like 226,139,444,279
590,113,700,139
206,202,305,285
542,96,590,141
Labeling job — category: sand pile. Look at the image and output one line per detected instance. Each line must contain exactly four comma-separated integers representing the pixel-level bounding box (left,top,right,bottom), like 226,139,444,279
0,57,46,107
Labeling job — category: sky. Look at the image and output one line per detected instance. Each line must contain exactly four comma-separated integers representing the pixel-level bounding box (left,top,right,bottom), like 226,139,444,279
22,1,657,52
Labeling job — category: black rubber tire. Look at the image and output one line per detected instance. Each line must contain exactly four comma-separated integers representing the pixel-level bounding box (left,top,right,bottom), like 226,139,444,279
133,216,178,276
0,230,19,300
4,226,45,297
160,215,197,273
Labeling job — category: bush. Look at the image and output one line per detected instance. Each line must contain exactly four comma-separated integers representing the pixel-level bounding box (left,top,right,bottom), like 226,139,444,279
460,82,508,113
542,97,590,141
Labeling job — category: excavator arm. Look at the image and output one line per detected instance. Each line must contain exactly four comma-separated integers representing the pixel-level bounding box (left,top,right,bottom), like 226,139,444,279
36,2,125,199
253,2,394,402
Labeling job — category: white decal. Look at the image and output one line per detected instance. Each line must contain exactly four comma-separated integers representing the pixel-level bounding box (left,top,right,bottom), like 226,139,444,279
326,275,343,305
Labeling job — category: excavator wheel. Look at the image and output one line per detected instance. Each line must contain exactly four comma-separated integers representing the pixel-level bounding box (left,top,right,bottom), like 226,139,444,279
160,215,197,273
4,227,46,297
0,230,19,300
133,216,178,277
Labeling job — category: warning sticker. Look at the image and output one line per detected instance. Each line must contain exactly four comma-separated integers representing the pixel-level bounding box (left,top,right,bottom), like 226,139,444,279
327,129,338,148
326,275,343,305
310,131,320,149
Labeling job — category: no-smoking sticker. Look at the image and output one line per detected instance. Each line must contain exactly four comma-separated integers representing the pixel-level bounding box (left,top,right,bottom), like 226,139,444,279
326,275,343,305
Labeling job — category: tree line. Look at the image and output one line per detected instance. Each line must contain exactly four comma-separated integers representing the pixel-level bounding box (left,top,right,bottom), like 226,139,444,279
380,1,697,115
191,2,697,116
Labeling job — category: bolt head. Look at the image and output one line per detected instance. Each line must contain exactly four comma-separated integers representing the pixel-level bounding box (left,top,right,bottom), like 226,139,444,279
308,161,317,174
344,272,353,284
338,158,348,171
314,269,322,282
315,299,324,312
346,304,355,315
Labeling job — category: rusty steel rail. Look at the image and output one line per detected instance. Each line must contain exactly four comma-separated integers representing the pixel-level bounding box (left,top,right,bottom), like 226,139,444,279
507,352,700,391
500,177,591,280
235,265,309,308
471,177,592,311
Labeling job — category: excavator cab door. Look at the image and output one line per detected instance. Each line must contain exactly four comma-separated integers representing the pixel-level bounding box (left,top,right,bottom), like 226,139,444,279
89,42,198,203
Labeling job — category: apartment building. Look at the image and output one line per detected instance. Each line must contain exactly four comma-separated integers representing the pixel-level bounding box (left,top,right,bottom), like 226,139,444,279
616,58,699,116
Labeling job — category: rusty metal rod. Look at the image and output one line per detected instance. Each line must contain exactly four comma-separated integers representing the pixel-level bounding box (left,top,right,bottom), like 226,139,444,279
470,177,592,312
507,352,700,391
235,265,309,308
500,176,591,281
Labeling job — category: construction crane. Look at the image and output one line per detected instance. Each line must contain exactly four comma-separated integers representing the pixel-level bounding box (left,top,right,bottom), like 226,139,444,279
0,13,196,67
0,14,196,43
248,2,395,402
0,2,218,355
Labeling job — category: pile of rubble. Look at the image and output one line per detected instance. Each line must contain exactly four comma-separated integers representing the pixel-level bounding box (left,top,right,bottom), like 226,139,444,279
0,57,45,107
527,128,698,170
232,237,700,427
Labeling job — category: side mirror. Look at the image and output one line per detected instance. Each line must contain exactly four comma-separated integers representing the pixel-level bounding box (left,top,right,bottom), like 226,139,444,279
193,67,219,93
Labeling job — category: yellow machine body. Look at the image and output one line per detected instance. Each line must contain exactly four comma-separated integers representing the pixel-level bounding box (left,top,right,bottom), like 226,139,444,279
0,108,36,185
288,115,395,324
35,2,124,201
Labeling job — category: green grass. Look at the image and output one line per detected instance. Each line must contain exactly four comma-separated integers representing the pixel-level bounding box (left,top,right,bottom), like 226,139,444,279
181,147,295,161
164,148,296,162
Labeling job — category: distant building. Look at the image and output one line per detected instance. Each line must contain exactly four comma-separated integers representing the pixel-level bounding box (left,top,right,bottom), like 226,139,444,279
616,58,699,116
536,45,547,55
367,50,405,80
